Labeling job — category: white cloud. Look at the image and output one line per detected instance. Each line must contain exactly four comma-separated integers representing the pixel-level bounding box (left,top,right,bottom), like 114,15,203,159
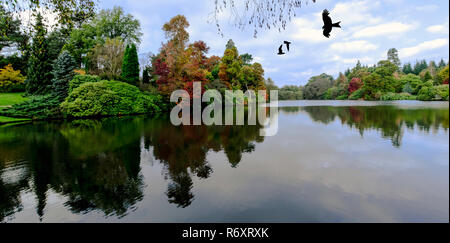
329,0,382,25
415,5,438,12
353,22,414,38
399,38,449,58
331,55,374,64
427,25,445,33
426,22,449,34
330,40,378,53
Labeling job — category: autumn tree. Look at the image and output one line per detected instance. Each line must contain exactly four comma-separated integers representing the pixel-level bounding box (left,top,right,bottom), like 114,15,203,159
0,64,25,92
154,15,190,95
438,66,449,84
219,45,242,88
348,78,363,93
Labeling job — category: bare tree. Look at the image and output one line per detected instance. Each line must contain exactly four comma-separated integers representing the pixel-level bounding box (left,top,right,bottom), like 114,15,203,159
87,38,125,79
210,0,316,37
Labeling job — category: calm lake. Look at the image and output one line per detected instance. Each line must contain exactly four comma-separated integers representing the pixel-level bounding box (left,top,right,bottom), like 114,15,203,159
0,101,448,223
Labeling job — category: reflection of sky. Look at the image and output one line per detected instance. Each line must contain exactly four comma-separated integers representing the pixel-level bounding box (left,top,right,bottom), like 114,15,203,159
6,104,449,223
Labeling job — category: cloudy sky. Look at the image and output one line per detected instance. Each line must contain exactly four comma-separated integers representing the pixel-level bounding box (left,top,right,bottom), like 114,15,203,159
98,0,447,86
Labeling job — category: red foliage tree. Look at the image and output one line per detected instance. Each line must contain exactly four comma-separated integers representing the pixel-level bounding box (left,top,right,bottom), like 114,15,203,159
348,77,363,93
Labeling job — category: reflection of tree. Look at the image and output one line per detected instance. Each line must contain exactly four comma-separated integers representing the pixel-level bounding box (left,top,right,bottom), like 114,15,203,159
279,107,300,114
166,171,194,208
0,113,267,219
301,106,449,147
0,176,28,222
142,117,265,207
0,117,145,221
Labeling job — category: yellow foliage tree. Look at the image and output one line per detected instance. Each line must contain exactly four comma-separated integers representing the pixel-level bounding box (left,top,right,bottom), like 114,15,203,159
0,64,26,92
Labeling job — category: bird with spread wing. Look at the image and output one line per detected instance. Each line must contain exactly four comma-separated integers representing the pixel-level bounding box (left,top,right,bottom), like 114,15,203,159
322,9,341,38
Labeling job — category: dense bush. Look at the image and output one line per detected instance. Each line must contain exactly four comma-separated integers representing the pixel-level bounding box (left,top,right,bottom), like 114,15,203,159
61,80,163,117
433,85,449,101
278,85,303,100
348,88,364,100
324,87,339,100
400,74,423,95
336,94,348,100
380,92,416,101
0,64,25,92
416,82,448,101
417,81,436,101
69,75,101,93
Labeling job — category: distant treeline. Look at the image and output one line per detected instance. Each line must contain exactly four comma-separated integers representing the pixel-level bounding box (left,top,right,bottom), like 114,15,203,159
267,48,449,101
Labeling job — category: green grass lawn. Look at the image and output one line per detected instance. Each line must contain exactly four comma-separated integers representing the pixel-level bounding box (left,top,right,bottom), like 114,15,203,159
0,92,28,106
0,92,30,124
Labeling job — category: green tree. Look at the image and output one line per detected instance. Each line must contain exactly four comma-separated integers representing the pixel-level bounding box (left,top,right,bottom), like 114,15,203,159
63,6,142,67
402,63,413,74
226,39,236,50
51,51,76,100
413,60,427,75
142,67,150,84
362,60,398,100
422,70,432,82
387,48,401,70
26,13,53,95
48,29,68,62
240,53,253,65
400,74,422,95
0,6,23,51
438,59,447,68
303,73,334,100
1,0,96,34
122,43,140,85
218,45,242,88
94,6,142,45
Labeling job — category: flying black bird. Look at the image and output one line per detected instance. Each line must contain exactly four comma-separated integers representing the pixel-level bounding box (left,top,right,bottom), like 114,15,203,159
277,45,285,55
284,41,291,51
322,9,341,38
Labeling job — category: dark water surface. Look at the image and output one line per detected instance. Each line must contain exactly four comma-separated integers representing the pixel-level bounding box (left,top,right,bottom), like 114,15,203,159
0,101,448,222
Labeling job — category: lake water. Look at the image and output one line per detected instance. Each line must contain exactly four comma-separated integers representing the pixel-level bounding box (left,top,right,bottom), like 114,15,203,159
0,101,448,223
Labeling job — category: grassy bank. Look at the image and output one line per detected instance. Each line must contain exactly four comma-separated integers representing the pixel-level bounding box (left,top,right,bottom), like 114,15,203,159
0,93,31,124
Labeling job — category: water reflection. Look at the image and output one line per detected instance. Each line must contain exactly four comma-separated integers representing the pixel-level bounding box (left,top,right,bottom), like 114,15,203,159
280,106,449,147
0,115,266,221
0,103,448,222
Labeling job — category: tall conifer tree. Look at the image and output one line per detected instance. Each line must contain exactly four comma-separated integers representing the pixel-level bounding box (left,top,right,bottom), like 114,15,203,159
122,43,140,85
26,13,53,94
